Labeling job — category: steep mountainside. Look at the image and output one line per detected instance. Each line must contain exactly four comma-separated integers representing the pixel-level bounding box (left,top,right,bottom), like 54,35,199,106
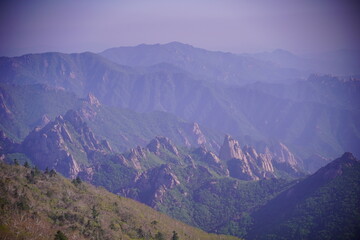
0,83,81,141
223,78,360,159
78,94,222,152
0,83,222,153
1,106,305,238
1,50,358,160
0,162,239,240
21,110,112,178
248,152,360,240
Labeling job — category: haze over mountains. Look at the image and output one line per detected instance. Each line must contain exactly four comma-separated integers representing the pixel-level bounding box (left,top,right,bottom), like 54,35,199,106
1,42,360,239
1,42,359,159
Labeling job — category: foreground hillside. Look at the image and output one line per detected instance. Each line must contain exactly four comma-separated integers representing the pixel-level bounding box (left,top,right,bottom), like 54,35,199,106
0,162,239,240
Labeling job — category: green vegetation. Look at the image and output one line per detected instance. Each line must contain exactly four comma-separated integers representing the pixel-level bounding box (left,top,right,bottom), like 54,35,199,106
157,176,294,237
248,158,360,240
0,162,240,240
0,83,81,141
54,230,68,240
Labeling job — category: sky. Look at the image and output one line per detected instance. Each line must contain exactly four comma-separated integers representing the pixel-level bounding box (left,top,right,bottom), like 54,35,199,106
0,0,359,56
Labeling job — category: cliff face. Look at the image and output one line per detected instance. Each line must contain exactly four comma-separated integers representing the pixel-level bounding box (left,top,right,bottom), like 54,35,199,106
120,164,181,207
147,136,180,156
21,110,111,178
179,122,219,150
219,135,302,180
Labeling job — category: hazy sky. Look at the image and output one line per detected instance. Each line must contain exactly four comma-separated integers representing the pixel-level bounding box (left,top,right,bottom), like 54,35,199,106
0,0,359,56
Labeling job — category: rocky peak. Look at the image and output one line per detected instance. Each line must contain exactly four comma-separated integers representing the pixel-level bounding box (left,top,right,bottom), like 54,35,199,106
121,164,180,206
21,111,111,178
218,135,305,180
270,142,298,166
192,146,229,176
262,141,302,175
38,114,51,128
219,135,244,161
147,136,179,156
127,146,149,170
86,93,101,107
243,145,259,159
191,122,207,145
64,109,86,131
339,152,357,161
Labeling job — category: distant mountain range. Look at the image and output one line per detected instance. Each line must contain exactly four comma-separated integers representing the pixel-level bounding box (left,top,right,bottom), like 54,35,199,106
0,42,359,239
249,48,360,76
1,43,359,159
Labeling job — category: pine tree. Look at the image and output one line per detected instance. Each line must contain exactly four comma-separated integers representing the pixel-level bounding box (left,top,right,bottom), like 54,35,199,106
172,231,179,240
24,161,30,168
54,230,68,240
155,232,165,240
49,169,57,177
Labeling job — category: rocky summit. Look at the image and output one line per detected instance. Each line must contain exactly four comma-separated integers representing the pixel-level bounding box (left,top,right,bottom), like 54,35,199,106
219,135,302,180
21,110,112,178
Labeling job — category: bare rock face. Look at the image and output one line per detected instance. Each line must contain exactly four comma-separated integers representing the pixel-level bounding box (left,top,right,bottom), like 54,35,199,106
86,93,101,107
181,122,207,146
270,142,298,167
121,164,180,206
21,110,111,178
126,146,149,170
192,122,207,145
0,89,13,120
219,135,245,161
220,135,266,180
261,142,302,175
219,135,302,180
147,136,179,156
195,146,229,176
178,122,220,152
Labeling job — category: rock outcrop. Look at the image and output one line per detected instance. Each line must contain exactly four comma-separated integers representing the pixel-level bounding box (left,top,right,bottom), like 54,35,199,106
86,93,101,107
0,89,13,120
219,135,245,161
261,142,302,176
21,110,111,178
126,146,148,170
120,164,180,206
219,135,273,180
219,135,302,180
195,146,229,176
147,136,179,156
